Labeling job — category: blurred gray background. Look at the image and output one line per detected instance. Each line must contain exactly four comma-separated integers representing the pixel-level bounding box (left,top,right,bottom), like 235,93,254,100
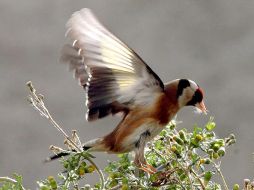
0,0,254,188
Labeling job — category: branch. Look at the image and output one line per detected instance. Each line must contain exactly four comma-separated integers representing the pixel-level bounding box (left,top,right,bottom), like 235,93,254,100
212,161,229,190
26,81,105,189
26,81,81,152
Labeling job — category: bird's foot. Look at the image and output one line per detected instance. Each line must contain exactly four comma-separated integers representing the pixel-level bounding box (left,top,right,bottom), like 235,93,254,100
151,168,179,187
139,163,157,174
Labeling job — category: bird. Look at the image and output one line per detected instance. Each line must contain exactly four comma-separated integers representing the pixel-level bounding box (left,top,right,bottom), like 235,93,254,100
49,8,207,173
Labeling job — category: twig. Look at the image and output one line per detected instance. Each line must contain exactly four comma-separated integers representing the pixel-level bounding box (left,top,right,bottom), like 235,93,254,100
0,177,25,190
212,161,229,190
164,148,194,190
86,156,105,188
26,81,81,152
109,184,122,190
190,169,205,190
26,81,105,189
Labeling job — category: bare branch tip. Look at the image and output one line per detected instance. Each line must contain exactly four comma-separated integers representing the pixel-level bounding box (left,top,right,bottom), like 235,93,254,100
26,81,35,93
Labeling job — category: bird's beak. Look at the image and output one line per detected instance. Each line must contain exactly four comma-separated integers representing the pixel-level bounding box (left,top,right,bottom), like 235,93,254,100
195,101,207,114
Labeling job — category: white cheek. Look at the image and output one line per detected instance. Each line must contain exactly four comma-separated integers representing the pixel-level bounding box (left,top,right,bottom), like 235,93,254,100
178,88,192,107
178,95,185,107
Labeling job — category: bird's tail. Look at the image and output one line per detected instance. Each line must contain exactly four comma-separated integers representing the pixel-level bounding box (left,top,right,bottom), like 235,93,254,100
44,138,105,162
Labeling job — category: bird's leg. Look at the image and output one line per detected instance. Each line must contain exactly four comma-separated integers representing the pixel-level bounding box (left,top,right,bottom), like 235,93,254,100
134,136,157,174
134,150,157,174
140,163,157,174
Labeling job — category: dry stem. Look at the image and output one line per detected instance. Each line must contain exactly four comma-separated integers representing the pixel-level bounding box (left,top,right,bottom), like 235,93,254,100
26,81,105,189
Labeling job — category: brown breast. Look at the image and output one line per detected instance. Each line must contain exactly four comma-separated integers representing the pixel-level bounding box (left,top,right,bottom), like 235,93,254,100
102,91,179,153
151,93,179,125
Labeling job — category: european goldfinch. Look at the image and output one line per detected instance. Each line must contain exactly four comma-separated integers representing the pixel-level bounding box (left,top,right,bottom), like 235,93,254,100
49,8,207,173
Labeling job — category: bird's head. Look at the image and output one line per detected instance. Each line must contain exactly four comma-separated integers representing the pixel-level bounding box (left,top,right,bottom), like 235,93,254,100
177,79,207,114
165,79,207,114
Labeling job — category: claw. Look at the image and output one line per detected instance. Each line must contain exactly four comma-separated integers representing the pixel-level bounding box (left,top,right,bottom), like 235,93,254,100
139,163,157,174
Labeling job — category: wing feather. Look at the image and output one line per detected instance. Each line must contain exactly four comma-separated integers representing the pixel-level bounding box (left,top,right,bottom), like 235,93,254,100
61,8,164,121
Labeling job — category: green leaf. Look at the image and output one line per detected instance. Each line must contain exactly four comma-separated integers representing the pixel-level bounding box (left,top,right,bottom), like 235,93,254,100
155,140,163,150
81,151,96,159
204,171,213,186
233,184,240,190
206,122,216,131
193,126,202,136
48,176,57,189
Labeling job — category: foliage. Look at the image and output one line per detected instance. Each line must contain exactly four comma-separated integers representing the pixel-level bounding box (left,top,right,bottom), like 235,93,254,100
97,119,236,190
0,174,25,190
1,119,244,190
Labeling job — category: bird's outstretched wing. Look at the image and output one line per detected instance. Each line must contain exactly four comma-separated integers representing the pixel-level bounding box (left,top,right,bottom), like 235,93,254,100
61,8,164,121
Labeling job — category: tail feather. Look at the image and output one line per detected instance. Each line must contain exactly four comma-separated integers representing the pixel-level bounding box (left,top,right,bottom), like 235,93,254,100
44,152,70,162
44,138,105,162
82,138,105,151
